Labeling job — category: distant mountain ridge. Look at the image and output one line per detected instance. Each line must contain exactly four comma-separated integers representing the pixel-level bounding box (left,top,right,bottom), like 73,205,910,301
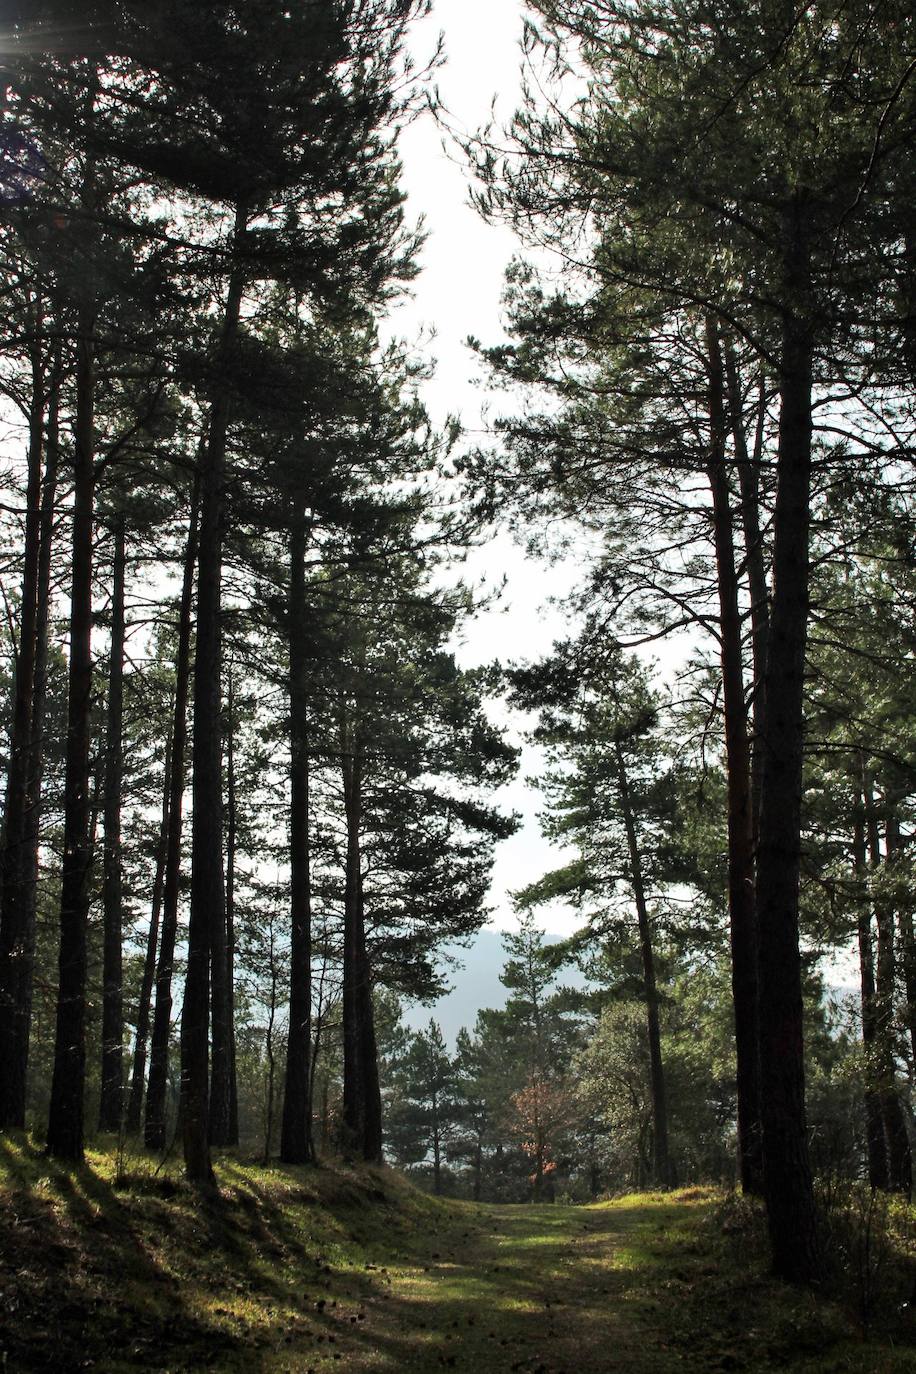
402,927,582,1046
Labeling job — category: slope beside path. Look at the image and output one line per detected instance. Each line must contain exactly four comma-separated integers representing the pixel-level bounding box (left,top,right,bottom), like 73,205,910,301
0,1140,912,1372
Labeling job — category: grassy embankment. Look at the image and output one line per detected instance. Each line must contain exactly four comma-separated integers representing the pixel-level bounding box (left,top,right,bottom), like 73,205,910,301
1,1136,914,1372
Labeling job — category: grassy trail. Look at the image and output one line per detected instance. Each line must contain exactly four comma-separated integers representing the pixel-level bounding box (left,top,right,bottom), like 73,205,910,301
0,1141,913,1372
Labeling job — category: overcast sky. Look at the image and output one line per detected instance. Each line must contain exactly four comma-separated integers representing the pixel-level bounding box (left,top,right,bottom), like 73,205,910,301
386,0,587,933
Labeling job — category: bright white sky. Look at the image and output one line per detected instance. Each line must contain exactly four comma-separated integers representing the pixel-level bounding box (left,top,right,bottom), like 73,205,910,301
389,0,584,934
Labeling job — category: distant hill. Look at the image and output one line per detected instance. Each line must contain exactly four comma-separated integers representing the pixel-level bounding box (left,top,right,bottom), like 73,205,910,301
402,927,585,1046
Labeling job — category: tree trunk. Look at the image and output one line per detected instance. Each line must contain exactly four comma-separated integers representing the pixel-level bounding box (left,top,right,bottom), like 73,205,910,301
47,301,96,1161
355,876,382,1162
533,1096,544,1201
852,798,888,1190
724,344,770,834
99,515,126,1133
706,317,764,1196
12,368,61,1126
263,927,278,1165
145,480,199,1151
341,706,381,1162
754,202,820,1283
614,738,670,1187
341,706,363,1156
898,906,916,1076
280,517,315,1165
864,771,911,1195
309,967,329,1154
0,303,47,1128
320,1070,331,1152
889,802,916,1070
224,669,239,1147
126,734,170,1135
432,1105,441,1195
182,200,247,1182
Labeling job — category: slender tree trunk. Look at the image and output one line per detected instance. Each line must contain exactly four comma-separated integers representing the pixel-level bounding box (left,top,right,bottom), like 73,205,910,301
432,1104,441,1194
146,480,199,1150
852,797,888,1190
263,926,278,1165
341,706,363,1156
754,202,820,1283
12,371,61,1126
182,200,247,1182
614,738,670,1187
724,345,770,834
280,518,315,1164
47,301,96,1161
0,303,47,1127
126,734,170,1134
320,1070,331,1152
898,906,916,1075
99,515,126,1132
309,963,329,1154
864,771,911,1195
340,706,381,1162
888,807,916,1069
532,1093,544,1201
706,317,764,1196
224,669,239,1147
355,874,382,1162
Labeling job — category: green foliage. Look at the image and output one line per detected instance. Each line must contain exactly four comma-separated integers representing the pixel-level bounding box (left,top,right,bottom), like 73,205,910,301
386,1019,460,1190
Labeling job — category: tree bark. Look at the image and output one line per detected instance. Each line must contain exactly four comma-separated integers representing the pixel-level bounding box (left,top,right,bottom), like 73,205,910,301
614,737,670,1187
99,514,126,1133
224,668,239,1147
280,517,316,1164
864,771,911,1195
10,368,61,1127
706,317,764,1196
182,199,247,1182
852,797,888,1190
262,925,278,1164
47,300,96,1161
432,1099,441,1194
898,906,916,1077
126,733,170,1134
355,873,382,1162
888,802,916,1071
341,704,364,1156
145,479,199,1151
340,702,382,1162
724,344,770,835
754,200,820,1283
0,301,47,1128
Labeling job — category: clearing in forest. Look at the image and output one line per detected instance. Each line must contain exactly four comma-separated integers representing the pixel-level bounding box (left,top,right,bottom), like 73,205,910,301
0,1141,913,1372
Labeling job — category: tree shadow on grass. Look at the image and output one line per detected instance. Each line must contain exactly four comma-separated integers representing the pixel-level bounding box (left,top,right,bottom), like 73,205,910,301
0,1134,246,1372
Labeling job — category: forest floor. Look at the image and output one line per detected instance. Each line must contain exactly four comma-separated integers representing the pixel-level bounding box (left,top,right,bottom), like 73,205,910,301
0,1137,914,1373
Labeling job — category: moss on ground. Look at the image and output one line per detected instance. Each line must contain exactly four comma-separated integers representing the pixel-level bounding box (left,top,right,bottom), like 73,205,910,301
0,1137,914,1372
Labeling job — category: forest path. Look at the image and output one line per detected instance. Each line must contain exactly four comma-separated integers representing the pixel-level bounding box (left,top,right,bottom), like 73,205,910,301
337,1190,709,1373
262,1187,894,1374
0,1143,909,1373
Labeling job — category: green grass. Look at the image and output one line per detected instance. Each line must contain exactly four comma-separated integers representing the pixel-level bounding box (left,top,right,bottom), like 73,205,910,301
1,1137,914,1372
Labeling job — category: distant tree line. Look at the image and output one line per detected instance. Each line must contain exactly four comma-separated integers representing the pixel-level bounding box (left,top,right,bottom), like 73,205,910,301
387,914,860,1204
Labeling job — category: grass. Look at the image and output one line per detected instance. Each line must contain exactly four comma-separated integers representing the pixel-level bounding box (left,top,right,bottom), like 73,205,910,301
1,1136,915,1372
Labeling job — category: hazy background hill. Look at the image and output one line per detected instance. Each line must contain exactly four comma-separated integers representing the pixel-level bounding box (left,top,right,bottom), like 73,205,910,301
403,928,587,1045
